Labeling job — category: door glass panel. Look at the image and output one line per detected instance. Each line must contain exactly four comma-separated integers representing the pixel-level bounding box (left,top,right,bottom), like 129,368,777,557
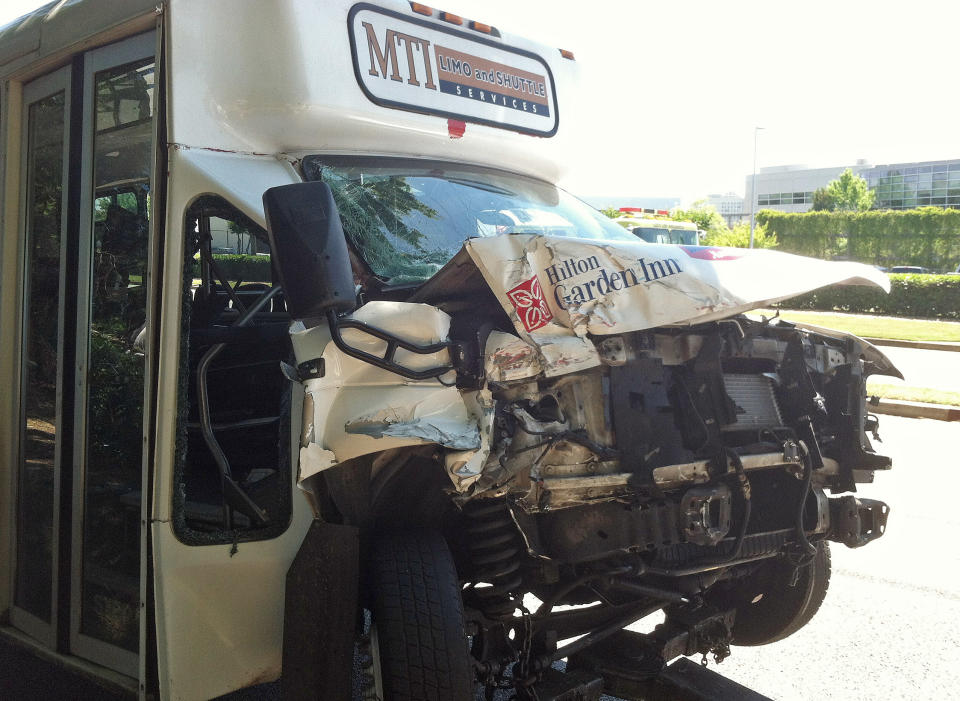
79,58,154,652
16,90,66,622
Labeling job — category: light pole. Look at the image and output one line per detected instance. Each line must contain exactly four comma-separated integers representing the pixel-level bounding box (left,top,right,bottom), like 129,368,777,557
749,126,764,248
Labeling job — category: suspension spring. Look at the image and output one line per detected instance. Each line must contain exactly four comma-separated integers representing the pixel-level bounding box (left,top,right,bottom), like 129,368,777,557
464,499,523,620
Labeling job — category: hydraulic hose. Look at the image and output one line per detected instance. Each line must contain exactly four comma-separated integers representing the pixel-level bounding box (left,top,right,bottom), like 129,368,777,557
791,442,818,565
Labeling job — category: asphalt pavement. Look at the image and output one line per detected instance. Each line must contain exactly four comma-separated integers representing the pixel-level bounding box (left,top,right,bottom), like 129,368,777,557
703,415,960,700
870,345,960,392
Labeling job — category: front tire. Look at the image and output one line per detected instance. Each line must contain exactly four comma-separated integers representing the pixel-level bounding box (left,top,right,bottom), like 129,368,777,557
715,541,832,646
368,530,473,701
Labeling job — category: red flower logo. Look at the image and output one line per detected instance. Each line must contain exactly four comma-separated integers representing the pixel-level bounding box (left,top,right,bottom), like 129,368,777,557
507,276,553,332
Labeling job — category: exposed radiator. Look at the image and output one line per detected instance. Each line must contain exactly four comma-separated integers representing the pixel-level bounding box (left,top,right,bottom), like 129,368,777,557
721,373,783,430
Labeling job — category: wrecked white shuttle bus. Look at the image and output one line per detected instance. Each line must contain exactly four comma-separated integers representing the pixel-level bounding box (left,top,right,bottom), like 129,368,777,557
0,1,897,699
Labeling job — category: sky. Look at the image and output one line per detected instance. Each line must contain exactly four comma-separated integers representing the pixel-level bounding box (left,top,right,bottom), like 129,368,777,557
3,0,958,203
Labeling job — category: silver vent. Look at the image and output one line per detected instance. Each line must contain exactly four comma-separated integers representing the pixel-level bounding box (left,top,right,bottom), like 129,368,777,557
722,374,783,431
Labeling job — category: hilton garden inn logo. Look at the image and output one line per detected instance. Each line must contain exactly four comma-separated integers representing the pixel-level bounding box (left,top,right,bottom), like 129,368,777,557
544,253,683,309
505,252,684,332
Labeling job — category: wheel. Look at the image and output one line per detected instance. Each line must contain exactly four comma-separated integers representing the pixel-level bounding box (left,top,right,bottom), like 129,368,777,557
716,541,831,646
365,529,473,701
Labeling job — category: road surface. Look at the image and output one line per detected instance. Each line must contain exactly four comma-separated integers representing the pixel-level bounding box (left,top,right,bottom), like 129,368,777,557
700,415,960,700
870,346,960,392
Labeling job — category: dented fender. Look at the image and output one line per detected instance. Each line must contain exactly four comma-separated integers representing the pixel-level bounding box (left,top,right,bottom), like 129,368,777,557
291,302,479,486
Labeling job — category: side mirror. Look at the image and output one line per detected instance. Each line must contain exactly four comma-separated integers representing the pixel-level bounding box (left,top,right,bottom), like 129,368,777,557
262,182,356,320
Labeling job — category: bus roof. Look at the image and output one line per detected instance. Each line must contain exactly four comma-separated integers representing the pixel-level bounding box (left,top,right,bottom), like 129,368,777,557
0,0,156,80
2,0,582,184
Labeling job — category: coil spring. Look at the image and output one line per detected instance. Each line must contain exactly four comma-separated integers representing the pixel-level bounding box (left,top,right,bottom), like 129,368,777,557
464,499,523,619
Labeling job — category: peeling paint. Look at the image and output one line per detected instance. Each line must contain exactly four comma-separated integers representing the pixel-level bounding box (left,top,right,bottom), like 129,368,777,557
485,331,542,382
444,448,488,491
345,411,480,450
298,443,338,482
168,141,274,157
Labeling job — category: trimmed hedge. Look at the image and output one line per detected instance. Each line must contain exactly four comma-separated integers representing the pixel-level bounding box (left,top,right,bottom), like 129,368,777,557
757,208,960,271
781,273,960,319
192,254,273,283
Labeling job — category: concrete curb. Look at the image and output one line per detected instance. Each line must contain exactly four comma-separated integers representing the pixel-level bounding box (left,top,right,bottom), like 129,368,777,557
865,337,960,352
871,398,960,422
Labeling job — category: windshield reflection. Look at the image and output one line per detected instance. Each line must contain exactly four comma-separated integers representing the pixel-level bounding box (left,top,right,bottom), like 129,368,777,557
303,156,635,285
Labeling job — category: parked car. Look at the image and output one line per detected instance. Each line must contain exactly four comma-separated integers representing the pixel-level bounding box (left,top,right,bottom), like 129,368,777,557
890,266,932,274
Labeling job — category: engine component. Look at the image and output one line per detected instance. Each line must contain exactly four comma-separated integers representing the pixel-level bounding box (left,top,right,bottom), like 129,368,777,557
567,605,737,686
721,374,783,431
512,500,684,563
679,483,732,546
609,356,694,476
828,495,890,548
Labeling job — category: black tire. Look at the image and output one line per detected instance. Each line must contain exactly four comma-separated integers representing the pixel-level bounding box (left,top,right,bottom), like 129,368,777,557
720,541,832,646
368,530,473,701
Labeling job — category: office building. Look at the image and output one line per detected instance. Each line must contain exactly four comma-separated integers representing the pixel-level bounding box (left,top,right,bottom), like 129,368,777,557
704,192,745,227
744,158,960,214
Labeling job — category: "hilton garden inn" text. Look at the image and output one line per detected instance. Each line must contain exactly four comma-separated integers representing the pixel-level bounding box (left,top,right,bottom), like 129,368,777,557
543,253,683,309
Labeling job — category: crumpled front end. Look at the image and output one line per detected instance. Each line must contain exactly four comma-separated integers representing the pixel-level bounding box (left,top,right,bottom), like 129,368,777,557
290,236,895,563
459,315,892,564
281,230,896,691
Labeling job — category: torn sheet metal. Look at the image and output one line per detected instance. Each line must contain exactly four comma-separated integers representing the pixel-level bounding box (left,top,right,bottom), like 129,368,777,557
786,320,903,379
443,389,495,492
291,300,477,489
299,443,339,482
485,331,543,383
463,235,890,345
485,324,599,381
445,449,485,491
344,393,480,450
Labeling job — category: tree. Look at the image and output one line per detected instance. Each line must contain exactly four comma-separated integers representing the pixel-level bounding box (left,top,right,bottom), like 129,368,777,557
671,200,728,237
812,169,875,212
703,221,778,249
811,188,836,212
600,206,621,219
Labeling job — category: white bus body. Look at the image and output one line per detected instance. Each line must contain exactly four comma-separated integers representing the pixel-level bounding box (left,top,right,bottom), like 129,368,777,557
0,2,896,700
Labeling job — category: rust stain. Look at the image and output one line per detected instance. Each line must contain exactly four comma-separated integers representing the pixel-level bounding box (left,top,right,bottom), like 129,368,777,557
492,347,535,367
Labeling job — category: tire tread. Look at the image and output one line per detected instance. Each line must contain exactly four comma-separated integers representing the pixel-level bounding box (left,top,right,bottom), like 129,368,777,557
370,530,472,701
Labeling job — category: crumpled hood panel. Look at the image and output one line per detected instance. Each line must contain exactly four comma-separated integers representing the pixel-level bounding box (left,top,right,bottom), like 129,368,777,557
462,235,890,340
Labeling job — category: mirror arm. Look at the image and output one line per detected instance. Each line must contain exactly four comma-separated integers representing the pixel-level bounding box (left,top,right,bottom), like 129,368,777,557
326,309,461,381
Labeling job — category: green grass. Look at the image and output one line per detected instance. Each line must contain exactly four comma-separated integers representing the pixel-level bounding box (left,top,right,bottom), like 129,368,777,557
866,382,960,407
749,309,960,342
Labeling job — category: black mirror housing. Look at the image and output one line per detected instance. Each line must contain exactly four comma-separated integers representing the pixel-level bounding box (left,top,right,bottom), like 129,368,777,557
262,181,356,320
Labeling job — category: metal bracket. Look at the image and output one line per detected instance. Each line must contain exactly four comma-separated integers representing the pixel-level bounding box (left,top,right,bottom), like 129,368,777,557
829,495,889,548
680,483,732,546
281,357,325,383
326,309,460,380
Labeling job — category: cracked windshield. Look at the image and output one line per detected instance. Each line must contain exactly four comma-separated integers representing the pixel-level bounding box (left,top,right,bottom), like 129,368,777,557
304,156,634,285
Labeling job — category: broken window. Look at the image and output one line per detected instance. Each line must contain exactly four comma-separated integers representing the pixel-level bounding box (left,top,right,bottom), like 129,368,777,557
173,196,293,544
